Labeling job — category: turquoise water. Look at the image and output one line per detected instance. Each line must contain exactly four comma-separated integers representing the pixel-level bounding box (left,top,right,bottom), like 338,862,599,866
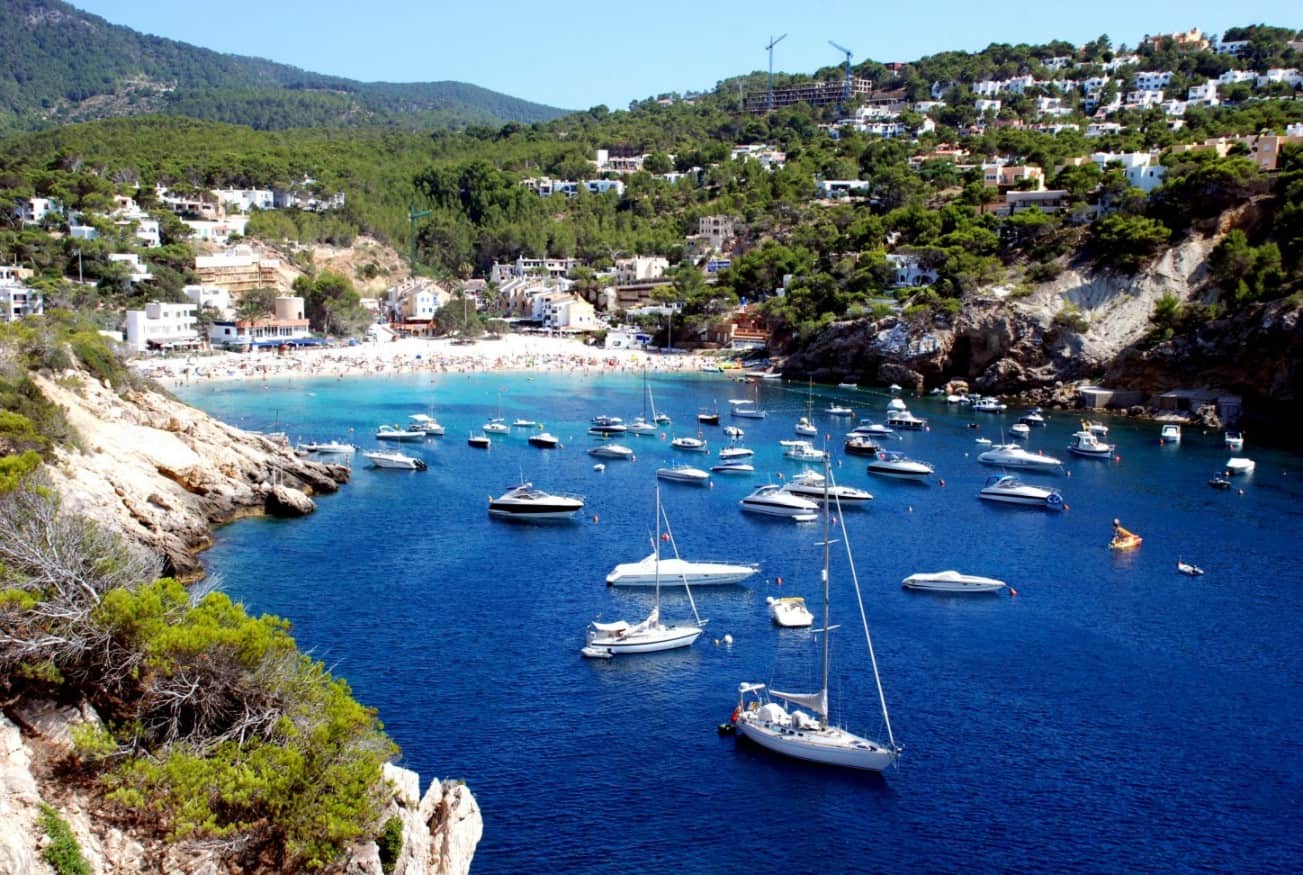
180,372,1303,872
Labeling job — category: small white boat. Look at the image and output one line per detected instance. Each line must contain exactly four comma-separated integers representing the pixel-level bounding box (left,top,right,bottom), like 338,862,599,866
740,484,819,520
825,404,853,416
886,397,907,412
588,444,635,460
886,410,927,430
408,414,445,436
837,382,859,390
626,418,659,436
593,464,606,472
1225,457,1255,475
1177,559,1205,577
300,440,356,455
902,570,1007,593
607,551,759,587
723,426,745,438
512,418,539,428
1018,410,1046,427
671,436,709,453
1082,420,1109,438
850,422,893,436
1224,431,1244,452
979,474,1064,510
1067,430,1115,459
376,424,426,442
729,399,767,419
589,416,627,436
482,418,510,435
767,596,813,627
866,451,934,480
843,436,882,457
467,433,490,449
1009,423,1031,438
527,432,561,448
657,465,711,484
719,445,754,460
972,396,1007,412
488,483,585,520
784,441,828,462
782,470,873,504
794,417,818,437
1160,423,1182,445
975,437,992,446
888,384,902,394
711,461,755,474
362,450,427,470
978,443,1062,471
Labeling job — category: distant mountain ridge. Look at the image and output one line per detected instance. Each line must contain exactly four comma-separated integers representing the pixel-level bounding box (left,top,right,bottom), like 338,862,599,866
0,0,572,133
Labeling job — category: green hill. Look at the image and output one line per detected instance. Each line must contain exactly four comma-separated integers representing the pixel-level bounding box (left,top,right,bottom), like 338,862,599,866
0,0,571,134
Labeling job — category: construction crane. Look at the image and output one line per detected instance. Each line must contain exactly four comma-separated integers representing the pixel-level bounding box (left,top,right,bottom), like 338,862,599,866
829,40,854,104
766,34,787,112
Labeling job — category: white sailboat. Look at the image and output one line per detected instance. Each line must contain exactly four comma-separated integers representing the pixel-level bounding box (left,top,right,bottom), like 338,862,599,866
583,488,707,657
729,460,901,772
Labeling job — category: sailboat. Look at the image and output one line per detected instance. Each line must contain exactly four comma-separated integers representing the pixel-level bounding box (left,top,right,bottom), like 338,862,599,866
795,379,818,436
483,393,509,434
728,459,901,771
583,487,707,657
628,371,660,435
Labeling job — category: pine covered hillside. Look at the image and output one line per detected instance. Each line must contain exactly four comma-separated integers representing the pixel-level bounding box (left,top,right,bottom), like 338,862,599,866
0,0,571,134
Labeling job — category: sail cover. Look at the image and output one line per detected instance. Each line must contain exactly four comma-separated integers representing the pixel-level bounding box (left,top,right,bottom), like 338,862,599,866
771,688,827,715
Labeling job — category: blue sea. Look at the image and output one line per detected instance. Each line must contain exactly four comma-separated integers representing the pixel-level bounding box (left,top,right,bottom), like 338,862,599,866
178,372,1303,873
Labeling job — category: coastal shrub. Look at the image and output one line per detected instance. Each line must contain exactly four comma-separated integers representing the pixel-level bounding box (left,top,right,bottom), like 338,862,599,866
1090,214,1172,272
0,374,74,454
38,804,90,875
378,815,404,874
1053,303,1089,333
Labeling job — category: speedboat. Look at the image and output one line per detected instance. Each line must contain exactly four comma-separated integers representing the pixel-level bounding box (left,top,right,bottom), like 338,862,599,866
527,432,561,448
888,383,902,394
1018,410,1046,427
487,483,585,520
588,444,635,460
467,433,490,449
482,418,510,435
978,474,1064,510
1224,431,1244,452
719,445,754,460
711,461,755,474
886,397,907,412
408,414,445,436
1177,559,1205,577
1160,423,1182,445
588,417,627,436
825,404,853,416
697,409,720,425
977,443,1062,471
886,410,927,430
843,436,881,457
300,440,356,455
1225,457,1255,475
657,465,711,484
795,417,818,436
850,422,894,436
902,570,1007,593
723,426,745,438
512,418,539,428
867,451,934,480
671,436,709,452
837,382,859,390
784,441,828,462
362,450,426,470
376,424,425,442
767,596,813,627
1009,423,1031,439
1067,430,1115,459
782,470,873,504
972,396,1007,412
740,484,819,521
607,553,759,587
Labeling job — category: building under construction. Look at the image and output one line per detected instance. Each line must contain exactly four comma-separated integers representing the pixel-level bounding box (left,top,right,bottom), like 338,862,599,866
745,76,874,112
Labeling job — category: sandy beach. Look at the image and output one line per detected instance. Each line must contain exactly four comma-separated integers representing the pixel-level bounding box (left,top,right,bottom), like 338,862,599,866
132,335,732,385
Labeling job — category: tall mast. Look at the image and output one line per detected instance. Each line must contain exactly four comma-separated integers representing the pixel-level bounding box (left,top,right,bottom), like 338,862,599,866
819,454,832,729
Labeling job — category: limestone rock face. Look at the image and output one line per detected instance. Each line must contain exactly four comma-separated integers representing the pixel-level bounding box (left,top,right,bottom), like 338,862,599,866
31,374,348,580
375,765,482,875
0,714,46,875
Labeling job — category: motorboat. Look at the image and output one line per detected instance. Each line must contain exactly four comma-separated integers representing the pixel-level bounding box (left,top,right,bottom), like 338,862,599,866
626,417,658,436
467,433,491,449
1009,423,1031,439
1160,423,1182,445
671,436,709,453
1177,559,1205,577
977,443,1062,471
588,416,627,436
656,465,711,485
837,382,859,390
888,383,902,394
654,412,672,425
740,484,819,521
1082,419,1109,438
886,410,927,431
978,474,1064,510
1067,430,1115,459
606,538,759,588
784,441,828,462
975,437,992,446
1225,457,1255,475
731,460,900,772
723,426,745,438
697,408,720,425
408,414,445,436
488,483,585,520
1209,474,1232,489
795,417,818,437
767,596,813,627
591,415,624,427
886,397,907,412
482,418,510,435
972,396,1007,412
527,432,561,448
719,445,754,460
1018,410,1046,427
825,404,853,416
782,470,873,504
362,450,426,470
902,571,1007,593
1224,431,1244,452
850,422,893,436
711,461,755,474
300,440,356,455
587,444,635,460
867,451,935,480
843,436,882,457
512,418,539,428
375,424,425,442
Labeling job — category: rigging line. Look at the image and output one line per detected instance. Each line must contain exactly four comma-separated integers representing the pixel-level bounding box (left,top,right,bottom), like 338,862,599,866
828,466,899,752
658,491,703,627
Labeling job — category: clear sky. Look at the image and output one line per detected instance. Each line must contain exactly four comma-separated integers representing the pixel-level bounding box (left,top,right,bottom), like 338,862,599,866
68,0,1299,111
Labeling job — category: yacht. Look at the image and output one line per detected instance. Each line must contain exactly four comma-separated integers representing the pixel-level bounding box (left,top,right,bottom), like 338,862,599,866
850,422,894,437
767,596,813,627
711,460,755,474
1225,457,1255,475
719,445,755,460
1160,423,1182,445
300,440,356,455
697,408,720,425
487,483,585,520
1018,409,1046,427
362,450,426,470
825,404,853,416
1082,420,1109,438
375,424,426,442
1067,430,1115,459
977,443,1062,471
782,470,873,504
902,571,1007,593
656,465,711,484
740,484,819,520
467,433,491,449
978,474,1064,509
1009,423,1031,439
671,436,709,453
588,416,627,436
866,452,935,480
482,418,510,435
408,414,445,436
784,441,829,462
527,432,561,449
843,436,882,457
885,410,927,431
512,418,539,428
972,396,1007,412
587,444,635,460
607,554,759,587
626,417,659,436
886,397,907,412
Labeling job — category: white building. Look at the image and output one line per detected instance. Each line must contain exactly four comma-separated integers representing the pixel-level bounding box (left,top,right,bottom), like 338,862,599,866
1133,71,1174,91
816,179,870,198
974,99,1002,114
1081,76,1111,93
108,253,152,285
1104,55,1141,71
212,189,275,213
0,283,43,323
208,296,311,348
184,284,231,316
182,215,250,245
15,197,60,226
1086,122,1125,137
538,293,597,330
1041,56,1074,71
972,80,1003,97
1160,99,1188,117
1036,96,1073,117
615,256,669,284
885,254,937,288
1125,89,1165,109
1217,70,1256,86
1091,152,1166,193
1187,81,1219,106
125,302,200,352
603,327,653,350
1215,39,1250,56
1257,69,1303,88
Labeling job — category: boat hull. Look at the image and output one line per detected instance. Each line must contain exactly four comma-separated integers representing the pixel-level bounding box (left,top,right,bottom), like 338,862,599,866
867,463,932,479
736,719,898,772
902,572,1006,593
586,626,703,655
607,558,759,587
